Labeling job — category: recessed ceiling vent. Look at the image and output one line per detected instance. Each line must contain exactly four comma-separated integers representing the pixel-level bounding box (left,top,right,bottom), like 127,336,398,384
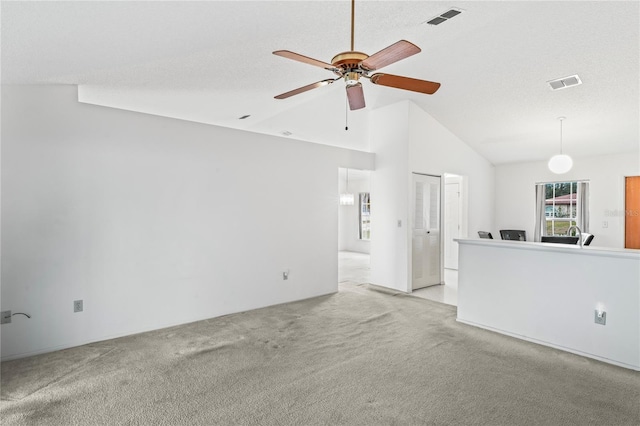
548,75,582,91
426,8,463,25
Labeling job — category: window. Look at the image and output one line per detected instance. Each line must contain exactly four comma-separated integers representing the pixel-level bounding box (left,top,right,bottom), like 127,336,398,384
534,181,589,241
545,182,578,235
359,192,370,240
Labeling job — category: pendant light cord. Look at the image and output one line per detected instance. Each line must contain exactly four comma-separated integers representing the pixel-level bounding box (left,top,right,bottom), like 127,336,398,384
346,169,349,192
559,118,564,154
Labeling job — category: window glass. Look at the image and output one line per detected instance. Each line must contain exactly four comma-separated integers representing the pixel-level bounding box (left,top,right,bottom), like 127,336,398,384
545,182,577,235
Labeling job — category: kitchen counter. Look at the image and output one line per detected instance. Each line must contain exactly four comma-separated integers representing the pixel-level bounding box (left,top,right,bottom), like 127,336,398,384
456,238,640,258
455,238,640,370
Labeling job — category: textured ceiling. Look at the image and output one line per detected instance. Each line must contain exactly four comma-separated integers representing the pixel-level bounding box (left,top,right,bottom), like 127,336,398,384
2,1,639,165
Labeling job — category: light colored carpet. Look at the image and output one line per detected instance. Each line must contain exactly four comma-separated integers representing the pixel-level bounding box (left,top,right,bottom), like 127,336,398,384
1,282,639,425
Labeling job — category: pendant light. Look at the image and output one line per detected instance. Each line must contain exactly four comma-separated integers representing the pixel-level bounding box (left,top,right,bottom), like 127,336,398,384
548,116,573,174
340,169,355,205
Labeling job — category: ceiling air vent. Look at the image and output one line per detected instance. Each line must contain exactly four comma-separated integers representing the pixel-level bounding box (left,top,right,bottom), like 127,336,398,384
426,8,463,25
440,9,462,19
426,16,447,25
547,74,582,91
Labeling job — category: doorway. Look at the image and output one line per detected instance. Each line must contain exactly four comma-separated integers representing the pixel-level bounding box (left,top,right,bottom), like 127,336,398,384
338,168,371,285
444,174,463,270
411,173,441,290
412,173,465,305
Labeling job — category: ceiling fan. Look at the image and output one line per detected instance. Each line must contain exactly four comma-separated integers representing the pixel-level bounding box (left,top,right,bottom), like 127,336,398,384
273,0,441,110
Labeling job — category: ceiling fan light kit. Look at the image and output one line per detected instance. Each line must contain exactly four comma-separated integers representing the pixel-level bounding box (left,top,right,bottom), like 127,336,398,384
273,0,441,111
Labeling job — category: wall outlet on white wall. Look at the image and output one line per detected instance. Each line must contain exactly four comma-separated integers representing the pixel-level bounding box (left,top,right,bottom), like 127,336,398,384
74,300,83,313
282,270,289,280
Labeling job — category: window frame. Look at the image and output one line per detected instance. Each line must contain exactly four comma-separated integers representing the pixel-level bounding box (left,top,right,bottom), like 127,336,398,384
358,192,370,241
544,181,579,236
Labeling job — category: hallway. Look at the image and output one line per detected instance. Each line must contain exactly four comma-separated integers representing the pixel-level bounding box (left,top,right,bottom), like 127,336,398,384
338,251,457,306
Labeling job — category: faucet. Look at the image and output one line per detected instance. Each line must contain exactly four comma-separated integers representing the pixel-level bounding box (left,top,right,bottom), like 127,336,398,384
566,225,583,248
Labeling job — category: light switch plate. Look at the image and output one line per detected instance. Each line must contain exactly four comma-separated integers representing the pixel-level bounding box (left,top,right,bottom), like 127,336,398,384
1,310,11,324
74,300,83,313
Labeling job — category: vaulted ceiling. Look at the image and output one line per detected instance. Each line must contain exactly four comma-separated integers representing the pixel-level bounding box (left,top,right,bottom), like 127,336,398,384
2,1,638,165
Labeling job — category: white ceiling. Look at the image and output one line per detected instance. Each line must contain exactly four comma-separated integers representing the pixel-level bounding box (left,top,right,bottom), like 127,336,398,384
2,1,639,165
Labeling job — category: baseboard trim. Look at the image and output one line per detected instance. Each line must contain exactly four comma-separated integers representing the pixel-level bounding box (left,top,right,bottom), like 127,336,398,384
1,290,338,362
456,318,640,371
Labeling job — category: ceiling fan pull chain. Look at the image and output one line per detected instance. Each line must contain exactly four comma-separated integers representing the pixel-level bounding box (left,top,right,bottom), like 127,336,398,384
345,97,349,130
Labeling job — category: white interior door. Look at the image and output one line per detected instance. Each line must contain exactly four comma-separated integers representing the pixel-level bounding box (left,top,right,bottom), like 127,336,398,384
444,182,460,269
411,173,441,290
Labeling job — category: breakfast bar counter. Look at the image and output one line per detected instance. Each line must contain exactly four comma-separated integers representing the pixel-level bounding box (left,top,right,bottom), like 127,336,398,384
455,238,640,370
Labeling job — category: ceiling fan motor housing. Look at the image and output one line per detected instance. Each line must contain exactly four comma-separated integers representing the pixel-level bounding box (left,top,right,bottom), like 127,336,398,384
331,51,369,85
332,51,368,70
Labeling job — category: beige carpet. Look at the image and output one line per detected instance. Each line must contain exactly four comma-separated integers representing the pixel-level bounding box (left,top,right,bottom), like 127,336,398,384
1,283,639,425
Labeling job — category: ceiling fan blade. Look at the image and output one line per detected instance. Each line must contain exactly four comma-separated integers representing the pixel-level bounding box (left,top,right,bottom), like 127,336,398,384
274,79,337,99
370,73,441,95
360,40,421,71
346,83,365,110
273,50,337,71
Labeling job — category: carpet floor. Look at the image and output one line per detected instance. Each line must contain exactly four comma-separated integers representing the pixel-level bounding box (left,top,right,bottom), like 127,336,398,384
1,282,639,425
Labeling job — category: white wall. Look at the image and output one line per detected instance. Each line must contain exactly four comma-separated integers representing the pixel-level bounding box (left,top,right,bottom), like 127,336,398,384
369,102,410,292
338,169,370,254
0,85,374,360
79,83,372,153
495,153,640,248
408,103,495,240
457,239,640,370
369,101,495,293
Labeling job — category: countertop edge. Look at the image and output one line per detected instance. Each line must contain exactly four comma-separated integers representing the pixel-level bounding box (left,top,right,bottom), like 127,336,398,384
454,238,640,259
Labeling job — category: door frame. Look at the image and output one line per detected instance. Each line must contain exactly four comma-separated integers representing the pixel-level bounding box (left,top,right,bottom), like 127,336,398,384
443,174,461,270
410,172,444,292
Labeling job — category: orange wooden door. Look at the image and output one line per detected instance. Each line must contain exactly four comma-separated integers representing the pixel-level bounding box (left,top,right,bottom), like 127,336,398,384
625,176,640,249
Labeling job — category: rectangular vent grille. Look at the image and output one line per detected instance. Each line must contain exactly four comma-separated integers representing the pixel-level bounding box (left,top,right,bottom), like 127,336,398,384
548,74,582,91
441,9,462,19
426,8,463,25
427,16,447,25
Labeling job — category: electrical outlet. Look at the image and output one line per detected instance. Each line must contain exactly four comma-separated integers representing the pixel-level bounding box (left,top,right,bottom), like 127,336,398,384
1,310,11,325
74,300,83,313
283,270,289,280
594,310,606,325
